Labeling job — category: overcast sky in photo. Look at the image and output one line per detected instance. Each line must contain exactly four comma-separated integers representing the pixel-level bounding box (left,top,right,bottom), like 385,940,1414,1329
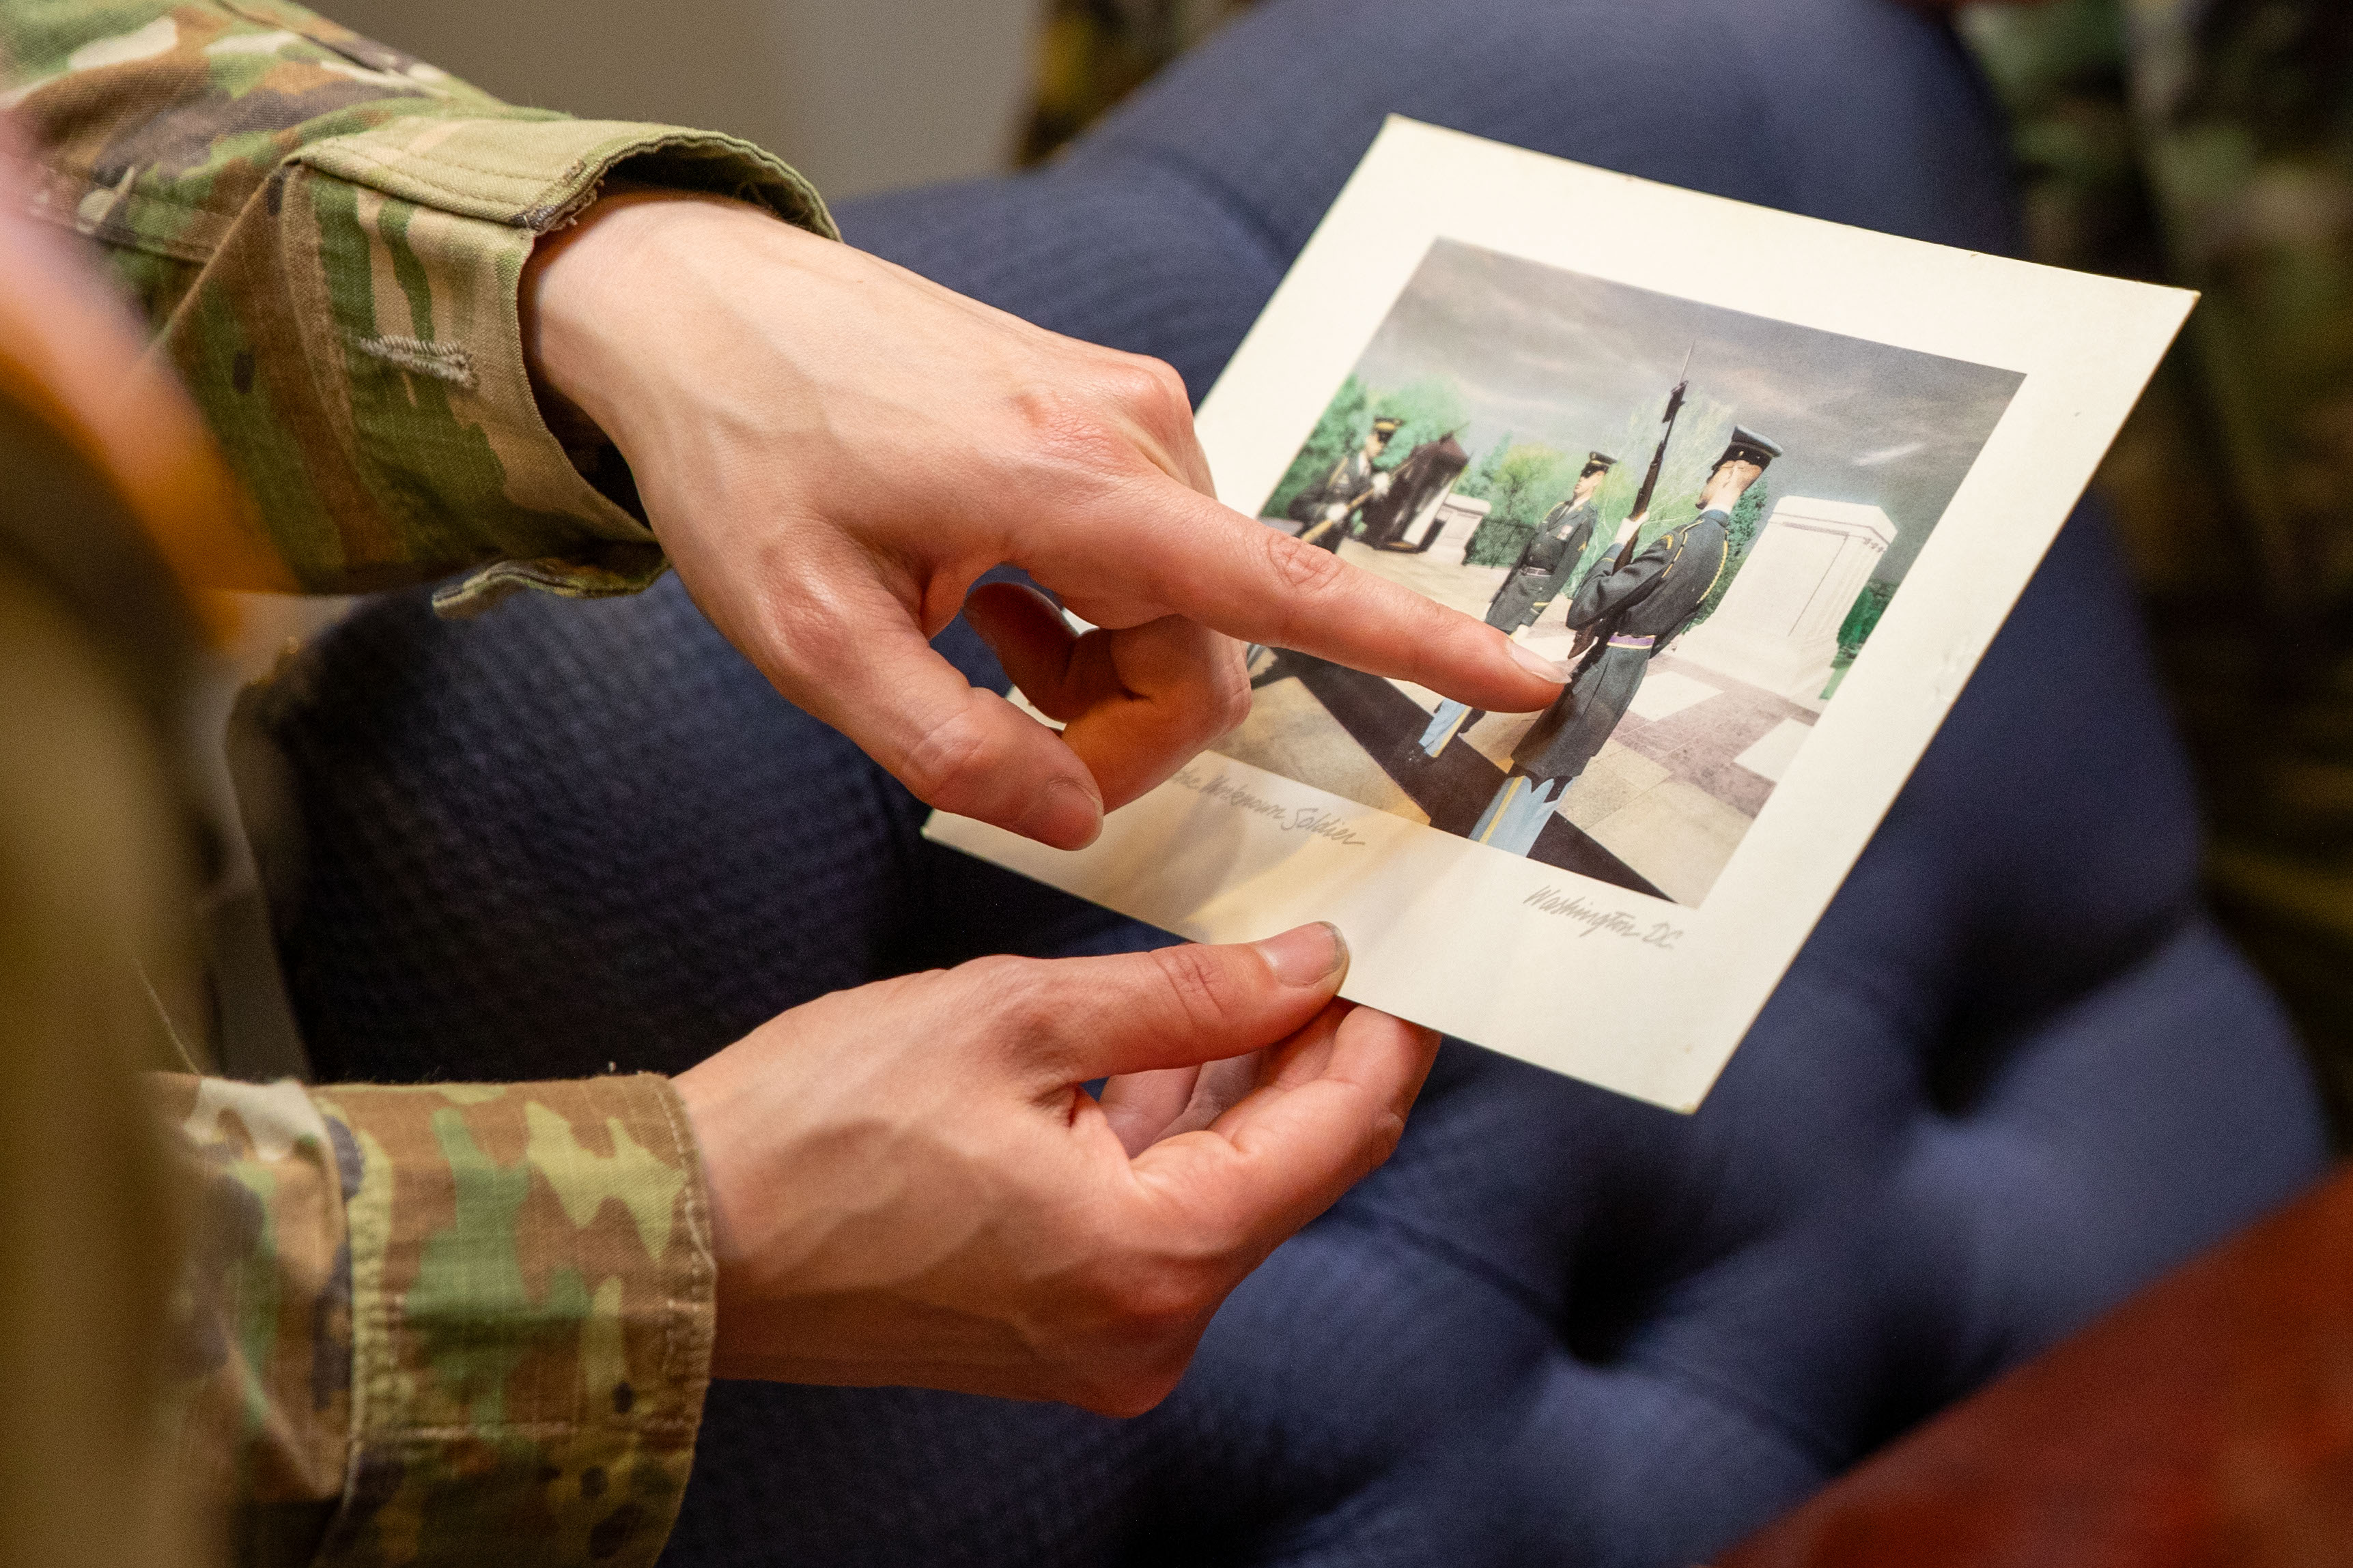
1347,239,2025,582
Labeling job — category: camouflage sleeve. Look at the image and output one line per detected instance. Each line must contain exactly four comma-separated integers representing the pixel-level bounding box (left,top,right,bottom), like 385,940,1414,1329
0,0,834,612
153,1072,714,1568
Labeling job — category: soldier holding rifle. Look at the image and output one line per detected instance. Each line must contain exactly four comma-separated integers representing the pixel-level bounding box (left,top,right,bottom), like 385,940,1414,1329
1493,451,1618,633
1473,425,1784,859
1290,416,1403,551
1417,451,1616,758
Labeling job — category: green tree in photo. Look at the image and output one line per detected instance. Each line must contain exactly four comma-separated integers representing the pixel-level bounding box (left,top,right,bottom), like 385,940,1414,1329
1452,433,1515,556
1454,433,1513,502
1460,441,1576,565
1260,373,1471,522
1837,578,1897,662
1370,376,1469,463
1261,373,1370,519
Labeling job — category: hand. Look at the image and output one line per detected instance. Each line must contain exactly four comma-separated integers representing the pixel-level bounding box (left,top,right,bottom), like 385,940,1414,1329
522,193,1569,851
669,922,1440,1414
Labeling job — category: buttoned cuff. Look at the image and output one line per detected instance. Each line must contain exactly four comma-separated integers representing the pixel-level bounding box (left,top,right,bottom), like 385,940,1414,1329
160,116,832,608
310,1075,715,1568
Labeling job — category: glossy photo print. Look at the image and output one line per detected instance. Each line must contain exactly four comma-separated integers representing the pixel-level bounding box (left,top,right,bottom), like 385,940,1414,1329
1226,238,2023,907
927,120,2193,1110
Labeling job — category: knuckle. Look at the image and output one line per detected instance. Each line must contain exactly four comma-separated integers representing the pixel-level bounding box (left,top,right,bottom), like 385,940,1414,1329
1052,1222,1235,1414
965,956,1060,1041
1112,1261,1216,1331
1148,941,1249,1031
1069,1266,1215,1417
1264,531,1347,604
1222,689,1254,736
1211,644,1254,734
1140,356,1194,417
1156,659,1246,746
1106,358,1166,408
896,703,996,808
1008,384,1125,470
1103,352,1185,414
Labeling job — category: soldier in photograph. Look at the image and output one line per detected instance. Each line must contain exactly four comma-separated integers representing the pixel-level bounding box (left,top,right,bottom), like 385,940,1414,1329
1495,451,1618,631
1418,451,1616,757
1471,427,1783,857
1291,416,1403,551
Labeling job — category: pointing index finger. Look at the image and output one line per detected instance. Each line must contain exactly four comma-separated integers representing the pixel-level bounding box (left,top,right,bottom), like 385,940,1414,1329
1049,476,1570,713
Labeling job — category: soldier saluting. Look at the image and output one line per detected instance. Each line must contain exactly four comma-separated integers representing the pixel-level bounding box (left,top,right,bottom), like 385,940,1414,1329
1417,451,1616,758
1471,426,1784,858
1288,416,1402,552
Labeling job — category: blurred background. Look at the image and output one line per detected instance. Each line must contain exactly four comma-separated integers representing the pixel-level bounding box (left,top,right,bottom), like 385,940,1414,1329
322,0,1037,197
320,0,1257,197
323,0,2352,1137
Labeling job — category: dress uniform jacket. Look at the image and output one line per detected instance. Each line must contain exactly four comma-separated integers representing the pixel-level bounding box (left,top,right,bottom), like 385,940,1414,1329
1512,509,1730,782
1485,498,1598,633
1286,446,1378,548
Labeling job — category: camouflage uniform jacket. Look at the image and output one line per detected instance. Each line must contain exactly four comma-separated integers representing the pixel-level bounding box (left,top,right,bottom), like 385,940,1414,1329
154,1074,716,1568
1,0,832,614
0,4,844,1563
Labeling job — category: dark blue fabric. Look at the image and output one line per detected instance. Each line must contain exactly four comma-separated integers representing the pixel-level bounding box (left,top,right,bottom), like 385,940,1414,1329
841,0,2017,406
255,0,2331,1563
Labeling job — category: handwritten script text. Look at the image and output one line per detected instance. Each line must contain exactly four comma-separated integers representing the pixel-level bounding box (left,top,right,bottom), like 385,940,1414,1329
1523,885,1682,950
1172,767,1370,848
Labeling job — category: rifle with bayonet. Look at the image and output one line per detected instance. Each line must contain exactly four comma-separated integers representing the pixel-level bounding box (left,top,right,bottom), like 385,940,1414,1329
1614,345,1693,573
1564,350,1694,662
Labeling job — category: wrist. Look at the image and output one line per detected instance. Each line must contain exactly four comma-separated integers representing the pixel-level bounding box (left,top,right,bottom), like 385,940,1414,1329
667,1055,757,1372
519,186,797,459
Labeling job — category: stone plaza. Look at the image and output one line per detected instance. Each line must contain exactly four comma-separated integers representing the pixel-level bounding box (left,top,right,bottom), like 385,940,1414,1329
1215,504,1895,903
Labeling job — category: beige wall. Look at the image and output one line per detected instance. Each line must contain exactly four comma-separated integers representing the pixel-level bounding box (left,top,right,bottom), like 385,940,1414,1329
322,0,1044,199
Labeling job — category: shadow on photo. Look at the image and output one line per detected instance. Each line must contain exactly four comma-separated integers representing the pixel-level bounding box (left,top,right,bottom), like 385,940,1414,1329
1223,238,2023,906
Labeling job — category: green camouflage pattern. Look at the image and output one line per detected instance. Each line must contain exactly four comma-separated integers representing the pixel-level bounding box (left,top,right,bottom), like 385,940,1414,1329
156,1072,713,1568
1964,0,2353,1133
1,9,807,1558
0,0,834,612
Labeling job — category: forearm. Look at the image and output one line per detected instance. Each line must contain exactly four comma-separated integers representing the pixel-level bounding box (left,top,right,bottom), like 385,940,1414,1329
153,1071,714,1568
0,0,830,605
1564,550,1663,627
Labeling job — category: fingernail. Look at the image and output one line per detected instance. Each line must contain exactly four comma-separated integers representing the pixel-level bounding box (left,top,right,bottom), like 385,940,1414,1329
1019,777,1102,849
1254,922,1348,987
1506,642,1573,683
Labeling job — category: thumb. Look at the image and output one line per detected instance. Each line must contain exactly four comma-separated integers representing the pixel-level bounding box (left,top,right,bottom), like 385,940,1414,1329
738,568,1108,849
1125,1003,1437,1246
996,925,1351,1087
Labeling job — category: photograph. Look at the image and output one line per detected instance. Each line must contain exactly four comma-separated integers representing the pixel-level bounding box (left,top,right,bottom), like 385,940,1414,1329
929,119,2190,1108
1222,238,2025,907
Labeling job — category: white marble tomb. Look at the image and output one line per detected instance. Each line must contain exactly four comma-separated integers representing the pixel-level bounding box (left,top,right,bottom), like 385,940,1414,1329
1423,493,1493,565
1674,496,1896,709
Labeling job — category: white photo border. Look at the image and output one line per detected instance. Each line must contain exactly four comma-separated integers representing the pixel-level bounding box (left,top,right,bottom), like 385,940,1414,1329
927,117,2194,1113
